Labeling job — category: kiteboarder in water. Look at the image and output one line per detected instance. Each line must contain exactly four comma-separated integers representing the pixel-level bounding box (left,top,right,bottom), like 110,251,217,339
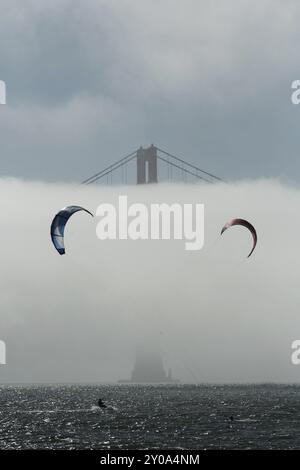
98,399,107,409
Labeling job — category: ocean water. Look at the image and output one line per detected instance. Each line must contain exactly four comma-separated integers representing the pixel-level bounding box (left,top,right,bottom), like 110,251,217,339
0,384,299,450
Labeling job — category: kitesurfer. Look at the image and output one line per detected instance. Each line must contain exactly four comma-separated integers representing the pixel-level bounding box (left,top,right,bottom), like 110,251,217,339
98,398,107,408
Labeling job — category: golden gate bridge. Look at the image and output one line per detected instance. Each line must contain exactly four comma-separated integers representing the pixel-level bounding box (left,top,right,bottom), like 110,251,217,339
82,144,223,185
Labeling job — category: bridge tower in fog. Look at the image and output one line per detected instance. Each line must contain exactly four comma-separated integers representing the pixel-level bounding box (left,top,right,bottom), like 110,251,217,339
82,144,223,185
137,145,158,184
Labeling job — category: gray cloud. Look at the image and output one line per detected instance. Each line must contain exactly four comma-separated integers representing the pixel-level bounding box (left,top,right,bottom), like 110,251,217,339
1,1,300,181
0,178,299,383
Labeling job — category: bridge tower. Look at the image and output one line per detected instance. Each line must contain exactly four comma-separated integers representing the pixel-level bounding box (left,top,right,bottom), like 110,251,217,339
137,144,158,184
82,144,223,185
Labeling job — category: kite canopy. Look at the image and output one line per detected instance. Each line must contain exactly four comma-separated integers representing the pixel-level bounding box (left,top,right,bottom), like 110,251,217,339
50,205,93,255
221,218,257,258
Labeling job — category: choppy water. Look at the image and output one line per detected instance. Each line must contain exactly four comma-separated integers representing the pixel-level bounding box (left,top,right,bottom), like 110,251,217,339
0,384,300,449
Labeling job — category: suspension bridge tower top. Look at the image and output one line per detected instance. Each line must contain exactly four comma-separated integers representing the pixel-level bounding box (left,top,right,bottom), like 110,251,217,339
137,145,158,184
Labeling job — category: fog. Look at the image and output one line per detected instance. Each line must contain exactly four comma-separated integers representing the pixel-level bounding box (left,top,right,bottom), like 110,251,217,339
0,178,299,383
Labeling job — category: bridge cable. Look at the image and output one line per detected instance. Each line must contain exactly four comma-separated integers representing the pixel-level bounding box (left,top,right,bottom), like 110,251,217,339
157,156,211,182
156,146,224,182
82,150,137,184
84,153,137,184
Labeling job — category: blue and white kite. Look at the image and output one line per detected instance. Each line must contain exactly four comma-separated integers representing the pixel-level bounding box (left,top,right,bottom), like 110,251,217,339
50,205,93,255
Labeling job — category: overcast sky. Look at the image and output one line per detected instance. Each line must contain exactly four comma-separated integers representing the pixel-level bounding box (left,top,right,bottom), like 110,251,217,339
1,0,300,182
